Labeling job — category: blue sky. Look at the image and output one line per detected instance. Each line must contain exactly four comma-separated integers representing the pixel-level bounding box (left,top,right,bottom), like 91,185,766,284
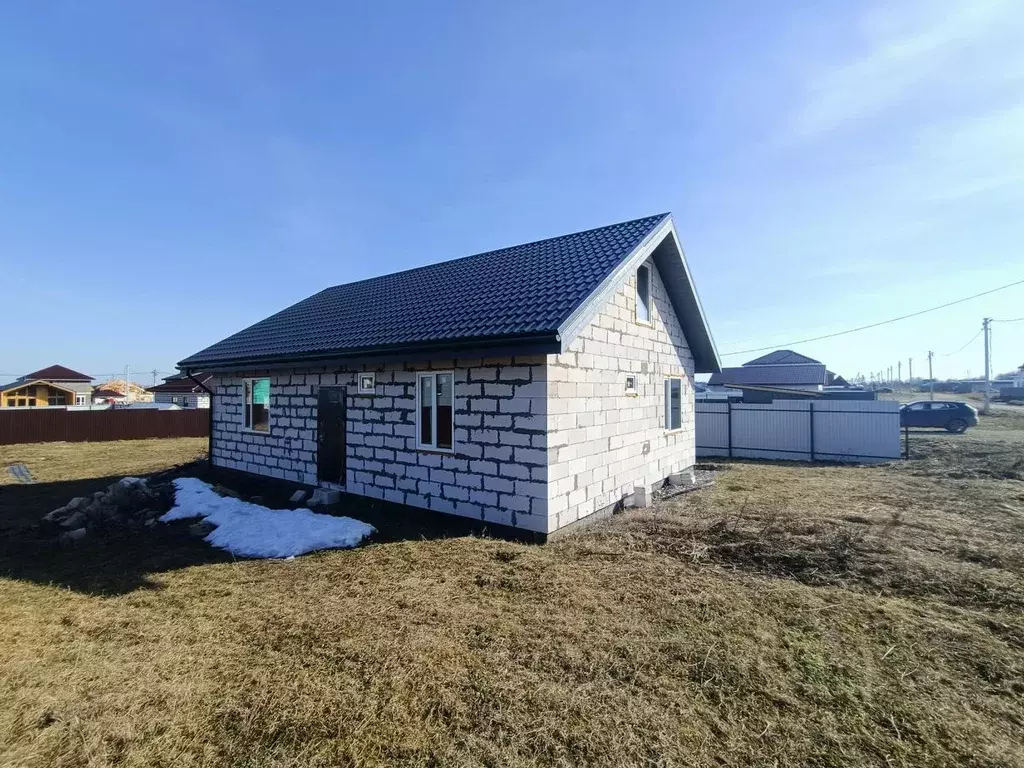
1,0,1022,385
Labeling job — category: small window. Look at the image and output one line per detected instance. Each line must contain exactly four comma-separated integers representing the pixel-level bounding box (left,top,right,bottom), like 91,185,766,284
636,264,651,323
417,372,454,450
358,372,375,394
75,394,86,406
244,378,271,433
664,378,682,430
625,375,637,395
171,396,180,405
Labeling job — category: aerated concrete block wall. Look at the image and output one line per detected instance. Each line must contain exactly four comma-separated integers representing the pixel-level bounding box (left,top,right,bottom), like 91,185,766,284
544,258,696,532
210,262,695,536
211,357,550,533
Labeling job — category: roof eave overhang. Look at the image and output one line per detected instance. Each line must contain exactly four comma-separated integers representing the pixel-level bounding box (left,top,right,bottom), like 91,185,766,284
556,215,721,373
178,332,562,374
0,379,79,396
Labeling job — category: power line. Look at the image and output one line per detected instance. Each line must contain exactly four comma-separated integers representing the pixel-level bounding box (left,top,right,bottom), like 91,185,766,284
720,276,1024,357
994,316,1024,323
937,328,983,357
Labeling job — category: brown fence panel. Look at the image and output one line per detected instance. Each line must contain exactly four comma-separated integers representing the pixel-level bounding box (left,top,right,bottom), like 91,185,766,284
0,409,209,445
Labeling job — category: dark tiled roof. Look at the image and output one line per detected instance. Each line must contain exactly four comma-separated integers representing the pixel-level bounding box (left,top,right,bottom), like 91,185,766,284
180,214,670,368
708,364,828,387
22,364,92,382
147,372,213,393
743,350,821,367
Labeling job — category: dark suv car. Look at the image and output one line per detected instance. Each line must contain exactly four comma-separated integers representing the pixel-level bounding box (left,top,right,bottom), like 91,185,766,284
900,401,978,433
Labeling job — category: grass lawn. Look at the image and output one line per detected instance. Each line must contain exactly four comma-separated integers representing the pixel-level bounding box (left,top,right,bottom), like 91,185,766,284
0,438,208,531
1,423,1023,767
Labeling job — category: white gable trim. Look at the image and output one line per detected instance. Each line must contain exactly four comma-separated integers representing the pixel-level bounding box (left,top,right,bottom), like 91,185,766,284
557,216,674,351
557,217,720,372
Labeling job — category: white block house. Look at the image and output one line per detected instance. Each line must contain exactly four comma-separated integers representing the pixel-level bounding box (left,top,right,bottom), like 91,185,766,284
178,213,720,537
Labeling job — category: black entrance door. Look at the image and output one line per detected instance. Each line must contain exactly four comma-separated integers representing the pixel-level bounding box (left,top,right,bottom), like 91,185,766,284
317,387,347,484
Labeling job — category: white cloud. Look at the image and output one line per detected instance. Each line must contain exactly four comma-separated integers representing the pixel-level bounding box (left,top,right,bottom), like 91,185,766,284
793,0,1021,137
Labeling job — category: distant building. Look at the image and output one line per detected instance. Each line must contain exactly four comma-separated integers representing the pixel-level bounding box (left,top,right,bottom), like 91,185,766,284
92,388,129,405
707,350,845,392
146,372,212,409
0,365,94,408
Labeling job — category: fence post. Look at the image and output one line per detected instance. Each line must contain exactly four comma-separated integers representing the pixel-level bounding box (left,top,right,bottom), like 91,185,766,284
809,401,815,461
727,400,733,458
903,424,909,460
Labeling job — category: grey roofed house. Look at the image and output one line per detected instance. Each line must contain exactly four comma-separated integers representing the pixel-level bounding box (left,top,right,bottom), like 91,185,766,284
180,213,719,538
707,349,832,390
742,350,822,367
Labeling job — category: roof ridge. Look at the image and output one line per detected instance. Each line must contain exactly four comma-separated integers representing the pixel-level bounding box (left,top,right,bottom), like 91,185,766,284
320,213,670,293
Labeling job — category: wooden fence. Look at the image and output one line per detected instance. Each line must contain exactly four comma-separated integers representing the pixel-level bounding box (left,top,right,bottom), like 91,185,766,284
0,408,210,445
696,400,902,463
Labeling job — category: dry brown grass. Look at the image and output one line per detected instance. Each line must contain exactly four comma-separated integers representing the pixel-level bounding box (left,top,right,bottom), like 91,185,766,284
1,430,1023,767
0,438,208,486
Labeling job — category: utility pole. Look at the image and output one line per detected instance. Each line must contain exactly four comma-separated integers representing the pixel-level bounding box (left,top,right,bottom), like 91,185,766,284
151,369,158,386
928,351,934,400
908,357,913,387
898,361,902,384
125,364,131,403
983,317,992,415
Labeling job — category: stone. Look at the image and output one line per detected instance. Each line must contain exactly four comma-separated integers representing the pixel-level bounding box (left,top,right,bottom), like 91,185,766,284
189,521,215,538
289,489,309,504
67,497,92,511
42,506,71,523
668,470,695,487
144,519,159,529
60,511,88,529
93,491,106,500
58,527,88,546
213,484,241,499
308,488,341,507
632,485,650,508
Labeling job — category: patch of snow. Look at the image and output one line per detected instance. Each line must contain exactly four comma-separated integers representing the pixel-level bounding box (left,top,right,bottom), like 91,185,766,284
161,477,375,558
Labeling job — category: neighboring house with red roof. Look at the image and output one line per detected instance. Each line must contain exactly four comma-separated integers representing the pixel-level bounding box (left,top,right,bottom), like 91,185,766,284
146,372,212,409
0,365,94,408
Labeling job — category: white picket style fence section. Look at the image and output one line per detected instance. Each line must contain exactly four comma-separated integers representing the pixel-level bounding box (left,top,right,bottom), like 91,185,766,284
696,400,902,463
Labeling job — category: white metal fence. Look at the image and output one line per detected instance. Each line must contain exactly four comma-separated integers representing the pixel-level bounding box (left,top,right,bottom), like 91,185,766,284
696,400,902,463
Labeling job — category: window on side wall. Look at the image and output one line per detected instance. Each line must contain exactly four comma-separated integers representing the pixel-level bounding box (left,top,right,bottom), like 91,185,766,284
664,377,682,431
244,378,271,433
417,371,454,450
636,264,651,323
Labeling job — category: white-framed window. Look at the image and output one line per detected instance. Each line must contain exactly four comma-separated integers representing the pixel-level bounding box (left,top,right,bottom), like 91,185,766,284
244,377,271,433
75,394,86,406
664,377,682,431
417,371,454,451
625,375,638,395
171,396,181,405
358,372,376,394
636,264,651,324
